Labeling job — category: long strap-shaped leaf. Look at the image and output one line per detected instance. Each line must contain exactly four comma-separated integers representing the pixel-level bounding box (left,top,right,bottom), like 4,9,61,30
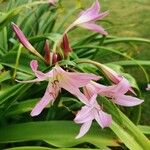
0,1,48,30
6,147,106,150
110,110,150,150
0,121,118,148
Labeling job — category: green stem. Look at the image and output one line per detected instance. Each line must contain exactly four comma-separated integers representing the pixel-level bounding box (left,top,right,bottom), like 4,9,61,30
13,44,22,79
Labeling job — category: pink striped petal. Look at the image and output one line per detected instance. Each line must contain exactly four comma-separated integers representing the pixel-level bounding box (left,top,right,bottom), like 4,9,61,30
75,121,92,139
79,22,108,35
74,0,100,24
113,94,144,106
83,84,96,99
65,72,100,88
31,89,53,116
94,109,112,128
111,78,130,94
30,60,47,79
31,83,59,116
89,94,98,105
60,79,89,104
96,11,109,20
97,78,130,95
99,64,122,83
74,106,93,124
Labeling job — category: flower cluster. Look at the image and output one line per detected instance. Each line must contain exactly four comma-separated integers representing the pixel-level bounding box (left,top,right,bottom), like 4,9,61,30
12,0,144,139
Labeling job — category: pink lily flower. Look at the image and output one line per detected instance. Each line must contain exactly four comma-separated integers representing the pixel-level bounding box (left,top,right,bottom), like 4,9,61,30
17,60,100,116
67,0,109,35
98,63,136,94
12,22,45,61
88,79,144,106
74,94,112,139
74,77,143,138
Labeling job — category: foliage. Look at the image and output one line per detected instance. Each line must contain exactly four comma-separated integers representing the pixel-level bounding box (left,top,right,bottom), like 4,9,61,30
0,0,150,149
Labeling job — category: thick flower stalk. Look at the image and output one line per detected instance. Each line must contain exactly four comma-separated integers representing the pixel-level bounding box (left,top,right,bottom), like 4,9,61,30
65,0,109,35
17,60,100,116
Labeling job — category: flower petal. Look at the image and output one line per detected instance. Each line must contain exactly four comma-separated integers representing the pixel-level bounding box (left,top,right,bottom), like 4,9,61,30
66,72,100,88
112,94,144,106
75,121,92,139
96,11,109,20
74,106,93,124
83,83,96,99
98,78,130,95
94,109,112,128
30,60,47,79
74,0,100,24
31,89,53,116
31,83,59,116
61,80,89,104
112,78,130,94
99,64,122,84
79,22,108,35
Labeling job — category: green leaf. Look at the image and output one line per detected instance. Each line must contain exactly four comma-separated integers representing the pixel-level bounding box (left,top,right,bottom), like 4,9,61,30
138,125,150,135
0,1,48,30
0,51,45,75
6,147,106,150
0,84,23,106
110,110,150,150
109,60,150,66
110,121,143,150
29,33,62,44
103,37,150,45
98,96,150,150
0,121,119,148
4,98,39,117
0,70,11,82
6,147,52,150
